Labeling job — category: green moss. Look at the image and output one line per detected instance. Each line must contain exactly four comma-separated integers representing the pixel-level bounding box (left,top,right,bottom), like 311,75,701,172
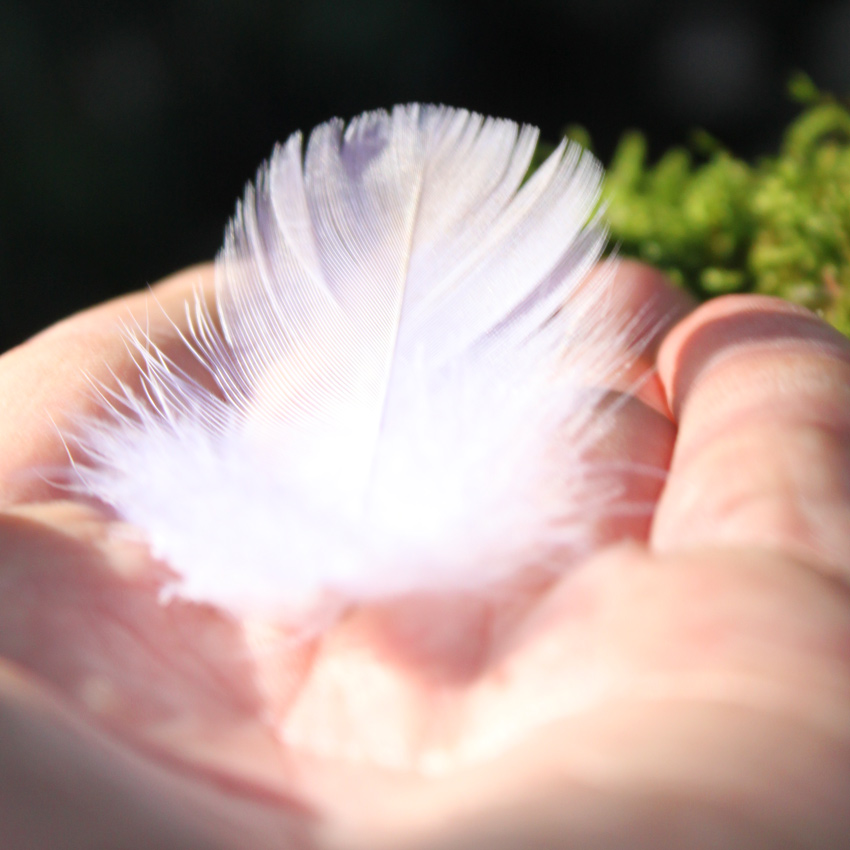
548,74,850,335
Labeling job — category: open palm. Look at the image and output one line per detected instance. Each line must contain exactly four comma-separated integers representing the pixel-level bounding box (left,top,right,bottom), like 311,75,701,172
1,261,849,849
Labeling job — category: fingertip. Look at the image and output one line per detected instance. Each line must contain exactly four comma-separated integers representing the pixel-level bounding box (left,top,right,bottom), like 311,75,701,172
0,264,217,504
656,294,848,421
147,263,216,307
606,260,696,355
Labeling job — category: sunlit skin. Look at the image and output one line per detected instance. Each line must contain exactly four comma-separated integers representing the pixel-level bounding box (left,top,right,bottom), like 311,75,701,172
1,260,849,848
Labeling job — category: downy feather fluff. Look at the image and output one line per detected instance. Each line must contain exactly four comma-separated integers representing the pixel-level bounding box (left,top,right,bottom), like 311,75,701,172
73,104,637,619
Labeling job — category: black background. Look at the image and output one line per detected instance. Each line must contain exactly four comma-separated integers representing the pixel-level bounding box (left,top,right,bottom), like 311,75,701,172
3,0,849,351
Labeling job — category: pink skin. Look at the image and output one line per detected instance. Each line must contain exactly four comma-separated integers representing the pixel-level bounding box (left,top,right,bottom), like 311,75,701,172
1,260,849,848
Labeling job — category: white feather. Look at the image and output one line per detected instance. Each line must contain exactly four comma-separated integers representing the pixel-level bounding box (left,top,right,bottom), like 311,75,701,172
73,104,634,618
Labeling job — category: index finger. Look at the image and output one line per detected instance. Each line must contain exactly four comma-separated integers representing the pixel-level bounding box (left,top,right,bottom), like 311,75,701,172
0,260,687,505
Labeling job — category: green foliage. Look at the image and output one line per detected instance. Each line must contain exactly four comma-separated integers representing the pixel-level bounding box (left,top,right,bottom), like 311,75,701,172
556,74,850,335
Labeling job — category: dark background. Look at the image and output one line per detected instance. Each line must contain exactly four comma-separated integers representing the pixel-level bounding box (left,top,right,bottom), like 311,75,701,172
3,0,850,352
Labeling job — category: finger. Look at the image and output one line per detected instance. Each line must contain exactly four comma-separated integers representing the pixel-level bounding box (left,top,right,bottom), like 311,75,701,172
0,500,317,791
0,260,687,503
547,261,688,552
652,295,850,580
581,259,695,414
599,259,695,360
573,393,676,545
0,659,311,850
0,265,214,503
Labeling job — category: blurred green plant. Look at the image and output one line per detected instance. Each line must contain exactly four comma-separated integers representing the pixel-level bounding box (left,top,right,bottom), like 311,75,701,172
544,74,850,335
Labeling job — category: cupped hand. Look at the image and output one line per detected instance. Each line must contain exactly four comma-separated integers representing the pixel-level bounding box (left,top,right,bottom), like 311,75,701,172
1,261,849,849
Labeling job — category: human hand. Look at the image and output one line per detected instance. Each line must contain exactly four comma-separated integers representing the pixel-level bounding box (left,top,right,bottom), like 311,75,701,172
1,260,848,849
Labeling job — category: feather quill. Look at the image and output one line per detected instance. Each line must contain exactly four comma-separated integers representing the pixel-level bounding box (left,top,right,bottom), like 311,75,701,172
73,104,637,619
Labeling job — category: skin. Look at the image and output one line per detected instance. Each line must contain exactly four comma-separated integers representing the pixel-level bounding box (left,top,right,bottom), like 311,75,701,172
0,260,849,848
